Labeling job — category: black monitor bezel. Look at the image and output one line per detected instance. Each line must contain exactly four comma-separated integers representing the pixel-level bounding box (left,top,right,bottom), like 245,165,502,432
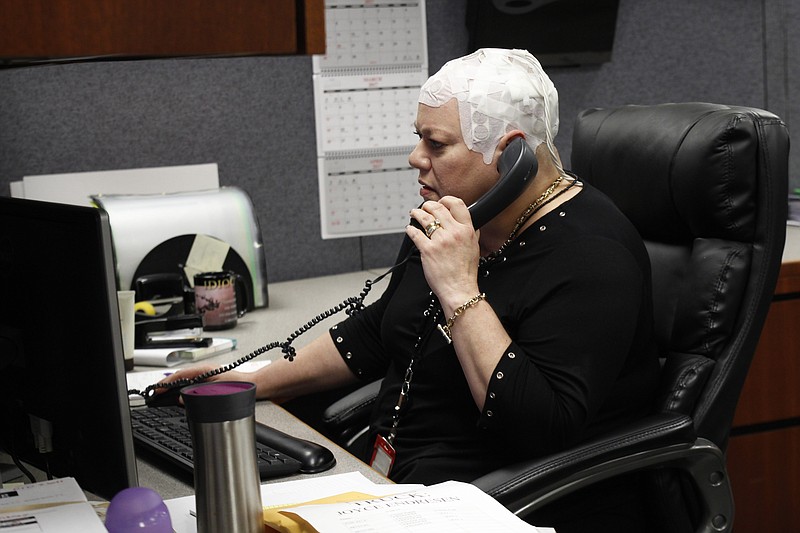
0,196,138,498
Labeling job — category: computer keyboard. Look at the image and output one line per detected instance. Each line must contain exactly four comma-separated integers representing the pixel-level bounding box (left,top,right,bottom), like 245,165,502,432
130,406,304,480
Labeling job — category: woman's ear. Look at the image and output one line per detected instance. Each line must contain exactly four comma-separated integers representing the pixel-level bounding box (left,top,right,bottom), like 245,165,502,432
496,130,526,158
504,131,526,146
490,131,526,169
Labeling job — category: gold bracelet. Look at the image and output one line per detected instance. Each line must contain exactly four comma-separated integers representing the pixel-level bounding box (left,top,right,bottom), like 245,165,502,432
437,293,486,344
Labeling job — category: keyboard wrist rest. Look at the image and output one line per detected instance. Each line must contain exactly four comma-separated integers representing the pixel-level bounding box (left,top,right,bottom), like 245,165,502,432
254,421,336,474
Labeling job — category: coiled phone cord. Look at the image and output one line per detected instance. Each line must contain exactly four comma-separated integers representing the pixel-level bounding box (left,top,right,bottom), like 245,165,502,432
130,256,409,403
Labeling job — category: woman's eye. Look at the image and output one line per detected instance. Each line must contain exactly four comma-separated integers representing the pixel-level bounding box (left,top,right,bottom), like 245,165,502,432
413,129,444,150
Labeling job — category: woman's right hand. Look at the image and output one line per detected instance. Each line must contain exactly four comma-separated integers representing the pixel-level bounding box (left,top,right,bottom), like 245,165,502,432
167,363,257,385
150,364,248,396
156,364,220,387
145,364,255,406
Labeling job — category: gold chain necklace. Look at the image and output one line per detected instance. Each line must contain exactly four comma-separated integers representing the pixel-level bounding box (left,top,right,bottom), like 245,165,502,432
481,174,566,263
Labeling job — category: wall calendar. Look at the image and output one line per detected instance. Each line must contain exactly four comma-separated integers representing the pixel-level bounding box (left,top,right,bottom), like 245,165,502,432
313,0,428,239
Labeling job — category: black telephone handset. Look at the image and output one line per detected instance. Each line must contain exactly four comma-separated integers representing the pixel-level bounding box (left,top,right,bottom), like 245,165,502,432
136,138,537,408
468,136,537,229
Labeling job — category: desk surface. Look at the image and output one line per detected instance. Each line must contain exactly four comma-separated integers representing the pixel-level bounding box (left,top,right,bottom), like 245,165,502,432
784,224,800,261
777,224,800,294
134,267,392,500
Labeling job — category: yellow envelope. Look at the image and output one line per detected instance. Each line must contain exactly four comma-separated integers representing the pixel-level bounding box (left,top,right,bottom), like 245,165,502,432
263,491,378,533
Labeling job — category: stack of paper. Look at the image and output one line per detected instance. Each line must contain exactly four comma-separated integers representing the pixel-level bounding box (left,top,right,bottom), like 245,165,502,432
133,337,236,367
165,471,555,533
0,478,106,532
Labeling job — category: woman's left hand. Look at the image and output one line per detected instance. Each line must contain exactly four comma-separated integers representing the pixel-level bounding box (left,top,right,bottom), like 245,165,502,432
406,197,482,312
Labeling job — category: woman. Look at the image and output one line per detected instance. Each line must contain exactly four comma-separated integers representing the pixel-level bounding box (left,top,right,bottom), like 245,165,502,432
165,49,659,531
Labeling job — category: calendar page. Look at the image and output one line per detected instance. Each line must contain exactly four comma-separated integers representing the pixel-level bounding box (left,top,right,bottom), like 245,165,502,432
313,0,427,72
319,148,420,237
313,0,428,239
313,69,426,154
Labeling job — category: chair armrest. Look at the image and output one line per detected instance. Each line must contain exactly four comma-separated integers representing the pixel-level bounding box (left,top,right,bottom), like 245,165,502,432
473,413,698,517
321,379,383,449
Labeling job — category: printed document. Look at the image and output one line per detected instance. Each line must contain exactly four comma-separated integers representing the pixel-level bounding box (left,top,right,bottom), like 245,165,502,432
279,479,555,533
0,478,105,532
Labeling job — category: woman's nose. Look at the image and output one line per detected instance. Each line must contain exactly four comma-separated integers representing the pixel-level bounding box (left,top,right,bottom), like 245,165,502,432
408,142,429,170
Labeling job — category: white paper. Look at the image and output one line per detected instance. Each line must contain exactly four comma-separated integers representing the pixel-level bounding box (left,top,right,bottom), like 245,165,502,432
0,478,106,532
0,478,87,511
0,502,106,532
9,180,25,198
284,480,555,533
260,472,421,508
19,163,219,206
132,337,236,367
183,235,231,288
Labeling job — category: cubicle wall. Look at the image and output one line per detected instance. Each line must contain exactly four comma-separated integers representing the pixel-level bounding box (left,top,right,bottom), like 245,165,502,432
0,0,797,282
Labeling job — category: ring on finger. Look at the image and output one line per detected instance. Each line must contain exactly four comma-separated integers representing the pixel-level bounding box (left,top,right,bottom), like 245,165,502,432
424,219,441,238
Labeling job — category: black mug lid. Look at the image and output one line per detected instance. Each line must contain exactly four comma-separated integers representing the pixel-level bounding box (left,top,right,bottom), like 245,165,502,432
181,381,256,423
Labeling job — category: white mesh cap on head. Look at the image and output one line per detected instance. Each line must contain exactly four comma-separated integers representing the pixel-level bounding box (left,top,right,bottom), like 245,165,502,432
419,48,560,166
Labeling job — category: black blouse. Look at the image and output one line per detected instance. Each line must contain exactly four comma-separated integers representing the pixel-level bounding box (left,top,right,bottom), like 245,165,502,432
330,183,660,485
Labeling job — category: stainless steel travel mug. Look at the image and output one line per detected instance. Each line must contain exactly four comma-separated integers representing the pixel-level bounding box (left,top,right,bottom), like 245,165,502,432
181,382,262,533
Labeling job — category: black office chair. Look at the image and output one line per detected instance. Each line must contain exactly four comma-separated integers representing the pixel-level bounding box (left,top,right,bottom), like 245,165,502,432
317,103,789,532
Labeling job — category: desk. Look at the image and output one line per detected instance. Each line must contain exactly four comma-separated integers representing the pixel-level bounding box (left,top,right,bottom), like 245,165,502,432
726,224,800,532
134,268,392,500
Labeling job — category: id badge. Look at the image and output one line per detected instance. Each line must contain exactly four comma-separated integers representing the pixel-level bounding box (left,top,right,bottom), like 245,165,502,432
370,434,396,477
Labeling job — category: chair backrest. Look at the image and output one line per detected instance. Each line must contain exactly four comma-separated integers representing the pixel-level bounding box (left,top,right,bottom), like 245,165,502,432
571,103,788,451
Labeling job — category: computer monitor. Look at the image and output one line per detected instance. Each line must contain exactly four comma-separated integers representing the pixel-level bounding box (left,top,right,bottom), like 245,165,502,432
467,0,621,67
0,196,138,499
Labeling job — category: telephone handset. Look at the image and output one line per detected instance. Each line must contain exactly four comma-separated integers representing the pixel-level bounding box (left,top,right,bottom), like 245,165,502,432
468,136,537,229
133,138,537,407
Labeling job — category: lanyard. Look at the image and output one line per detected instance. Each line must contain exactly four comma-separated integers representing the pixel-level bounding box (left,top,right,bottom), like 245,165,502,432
386,296,442,445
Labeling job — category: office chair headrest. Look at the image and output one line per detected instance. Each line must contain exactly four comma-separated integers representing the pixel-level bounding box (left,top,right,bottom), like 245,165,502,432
571,102,783,244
